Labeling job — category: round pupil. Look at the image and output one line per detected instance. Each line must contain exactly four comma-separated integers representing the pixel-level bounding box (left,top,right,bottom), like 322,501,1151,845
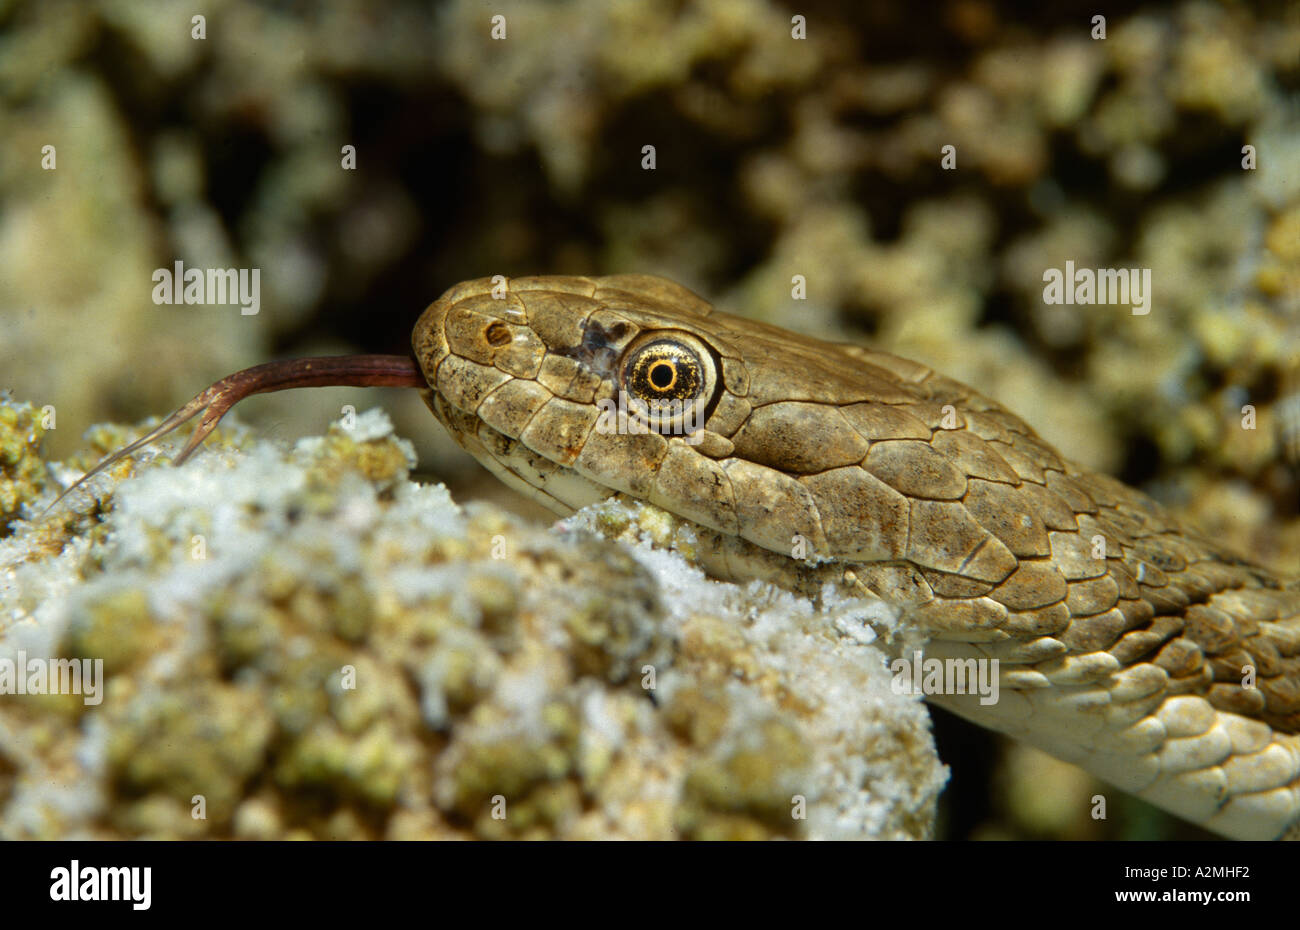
626,341,702,405
649,361,675,390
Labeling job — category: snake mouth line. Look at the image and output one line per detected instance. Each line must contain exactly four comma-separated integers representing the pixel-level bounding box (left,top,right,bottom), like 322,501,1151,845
428,391,613,516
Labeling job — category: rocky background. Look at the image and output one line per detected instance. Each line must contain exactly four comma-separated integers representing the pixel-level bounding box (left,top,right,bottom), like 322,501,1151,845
1,0,1297,838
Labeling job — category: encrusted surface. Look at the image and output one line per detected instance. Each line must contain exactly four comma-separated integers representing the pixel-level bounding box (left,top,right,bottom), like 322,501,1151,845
0,400,943,839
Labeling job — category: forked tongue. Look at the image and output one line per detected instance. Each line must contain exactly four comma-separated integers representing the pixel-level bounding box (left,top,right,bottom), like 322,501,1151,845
47,354,426,512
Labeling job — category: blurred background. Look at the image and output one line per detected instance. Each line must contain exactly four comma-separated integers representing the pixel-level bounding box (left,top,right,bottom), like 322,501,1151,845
1,0,1297,838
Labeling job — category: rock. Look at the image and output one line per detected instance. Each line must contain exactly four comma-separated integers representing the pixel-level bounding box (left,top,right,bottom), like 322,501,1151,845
0,399,944,839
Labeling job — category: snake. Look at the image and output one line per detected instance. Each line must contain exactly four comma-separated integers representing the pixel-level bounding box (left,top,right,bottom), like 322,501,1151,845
58,273,1300,839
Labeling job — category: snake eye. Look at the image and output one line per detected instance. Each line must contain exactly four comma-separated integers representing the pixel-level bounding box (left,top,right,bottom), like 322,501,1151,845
628,346,699,401
619,331,719,434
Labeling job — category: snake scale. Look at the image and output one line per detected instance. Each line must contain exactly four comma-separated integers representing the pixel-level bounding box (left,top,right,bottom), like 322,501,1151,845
63,273,1300,839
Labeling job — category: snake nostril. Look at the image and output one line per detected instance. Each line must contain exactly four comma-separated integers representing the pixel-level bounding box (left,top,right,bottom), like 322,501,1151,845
485,322,512,346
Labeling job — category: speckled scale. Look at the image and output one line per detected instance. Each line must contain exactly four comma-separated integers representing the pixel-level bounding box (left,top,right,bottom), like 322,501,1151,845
573,424,668,499
798,467,909,561
961,478,1051,557
1057,606,1126,653
990,558,1068,611
651,445,740,537
929,429,1021,484
519,397,602,466
436,355,511,414
907,498,1017,582
837,402,933,441
477,378,551,437
731,402,869,473
865,439,968,500
723,458,827,555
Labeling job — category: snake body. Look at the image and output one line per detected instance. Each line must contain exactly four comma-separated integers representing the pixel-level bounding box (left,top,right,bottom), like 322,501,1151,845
413,273,1300,839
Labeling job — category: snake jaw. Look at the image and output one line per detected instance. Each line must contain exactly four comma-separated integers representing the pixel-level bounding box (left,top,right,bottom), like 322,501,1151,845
425,391,613,515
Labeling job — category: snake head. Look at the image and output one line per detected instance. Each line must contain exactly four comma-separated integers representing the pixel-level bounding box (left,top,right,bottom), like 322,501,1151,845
409,274,1062,578
411,275,745,517
411,275,922,565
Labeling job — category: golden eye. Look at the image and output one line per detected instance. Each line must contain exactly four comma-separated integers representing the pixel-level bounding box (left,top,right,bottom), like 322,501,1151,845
618,332,720,435
625,343,700,402
647,359,677,391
